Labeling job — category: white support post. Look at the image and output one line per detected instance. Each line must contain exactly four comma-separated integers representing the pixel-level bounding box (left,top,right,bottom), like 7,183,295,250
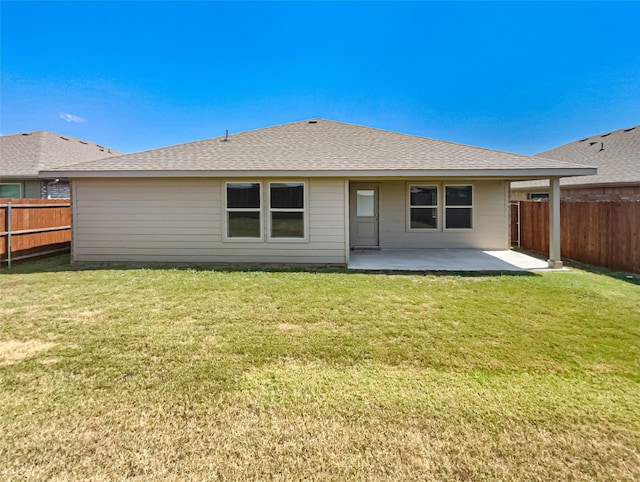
344,179,350,265
548,178,563,269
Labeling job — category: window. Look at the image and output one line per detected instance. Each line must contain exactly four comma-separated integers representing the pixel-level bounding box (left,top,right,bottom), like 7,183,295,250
528,193,549,200
0,183,22,198
226,182,262,238
444,185,473,229
409,185,438,229
269,182,305,239
356,190,375,217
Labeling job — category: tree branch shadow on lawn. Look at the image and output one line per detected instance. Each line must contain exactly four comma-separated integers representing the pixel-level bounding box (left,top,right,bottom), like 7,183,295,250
1,254,540,278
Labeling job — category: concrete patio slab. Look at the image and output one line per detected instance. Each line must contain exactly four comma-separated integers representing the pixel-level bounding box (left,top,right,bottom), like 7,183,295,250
348,249,554,272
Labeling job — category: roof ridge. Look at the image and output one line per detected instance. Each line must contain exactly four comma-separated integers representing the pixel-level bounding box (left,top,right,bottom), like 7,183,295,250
34,131,48,173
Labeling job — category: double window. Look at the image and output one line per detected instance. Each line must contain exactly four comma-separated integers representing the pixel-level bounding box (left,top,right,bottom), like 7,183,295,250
225,181,306,241
408,184,473,230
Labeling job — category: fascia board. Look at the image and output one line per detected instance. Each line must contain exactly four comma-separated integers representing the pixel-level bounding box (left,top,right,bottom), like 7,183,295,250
39,168,598,179
512,180,640,191
1,174,40,180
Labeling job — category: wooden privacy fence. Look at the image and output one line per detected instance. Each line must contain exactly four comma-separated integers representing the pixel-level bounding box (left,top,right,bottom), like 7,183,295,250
511,200,640,274
1,198,71,267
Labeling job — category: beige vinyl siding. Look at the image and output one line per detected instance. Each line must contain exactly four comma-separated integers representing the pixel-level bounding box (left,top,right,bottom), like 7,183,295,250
72,178,346,264
377,180,509,249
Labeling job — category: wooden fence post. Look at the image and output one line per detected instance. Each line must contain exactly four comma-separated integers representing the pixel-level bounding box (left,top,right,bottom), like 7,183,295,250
6,202,12,269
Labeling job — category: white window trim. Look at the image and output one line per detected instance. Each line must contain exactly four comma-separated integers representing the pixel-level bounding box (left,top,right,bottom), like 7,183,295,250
406,183,439,231
0,182,23,199
267,180,309,243
443,184,474,231
223,181,264,242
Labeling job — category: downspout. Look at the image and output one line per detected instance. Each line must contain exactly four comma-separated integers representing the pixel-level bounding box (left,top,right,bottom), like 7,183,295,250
45,178,60,199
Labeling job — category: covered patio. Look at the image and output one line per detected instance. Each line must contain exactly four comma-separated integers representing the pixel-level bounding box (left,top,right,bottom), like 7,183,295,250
347,248,556,272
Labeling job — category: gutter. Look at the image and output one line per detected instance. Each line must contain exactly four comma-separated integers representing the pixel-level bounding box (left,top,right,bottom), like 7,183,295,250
39,168,598,179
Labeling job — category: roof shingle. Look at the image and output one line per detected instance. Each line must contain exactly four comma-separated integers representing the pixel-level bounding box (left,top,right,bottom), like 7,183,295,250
512,125,639,189
42,119,594,176
1,131,121,178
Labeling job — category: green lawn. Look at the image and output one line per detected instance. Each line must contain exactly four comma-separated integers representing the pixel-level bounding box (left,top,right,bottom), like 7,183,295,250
1,256,639,481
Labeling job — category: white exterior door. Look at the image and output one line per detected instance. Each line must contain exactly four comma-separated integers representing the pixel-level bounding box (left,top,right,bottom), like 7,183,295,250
350,184,379,248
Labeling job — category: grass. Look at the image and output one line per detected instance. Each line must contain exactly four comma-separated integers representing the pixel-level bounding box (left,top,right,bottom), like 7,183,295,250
1,255,639,480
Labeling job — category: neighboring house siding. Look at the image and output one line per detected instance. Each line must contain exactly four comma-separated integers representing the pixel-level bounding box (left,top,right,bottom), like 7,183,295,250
1,180,71,199
378,180,510,249
561,186,640,201
72,178,346,264
510,191,529,202
511,185,640,202
24,180,42,198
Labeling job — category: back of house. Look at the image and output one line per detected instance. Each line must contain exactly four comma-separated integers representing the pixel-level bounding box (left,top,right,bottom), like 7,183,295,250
41,119,594,266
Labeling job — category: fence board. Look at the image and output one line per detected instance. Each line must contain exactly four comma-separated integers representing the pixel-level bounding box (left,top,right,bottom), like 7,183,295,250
512,200,640,274
1,198,71,264
509,203,519,245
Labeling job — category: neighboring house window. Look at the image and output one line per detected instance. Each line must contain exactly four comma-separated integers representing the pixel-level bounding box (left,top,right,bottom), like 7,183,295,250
269,182,305,239
44,180,71,199
0,183,22,198
528,193,549,200
444,185,473,229
226,182,262,238
408,185,438,229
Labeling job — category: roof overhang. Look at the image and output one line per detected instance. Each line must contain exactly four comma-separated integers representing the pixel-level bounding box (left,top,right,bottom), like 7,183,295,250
39,167,597,179
511,179,640,191
4,174,69,180
1,174,40,180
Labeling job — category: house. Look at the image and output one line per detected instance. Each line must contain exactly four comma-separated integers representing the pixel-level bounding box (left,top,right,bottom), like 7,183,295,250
511,125,639,201
0,131,121,198
41,119,595,268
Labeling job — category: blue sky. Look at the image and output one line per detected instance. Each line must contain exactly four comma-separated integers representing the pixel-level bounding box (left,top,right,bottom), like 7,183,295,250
1,1,639,155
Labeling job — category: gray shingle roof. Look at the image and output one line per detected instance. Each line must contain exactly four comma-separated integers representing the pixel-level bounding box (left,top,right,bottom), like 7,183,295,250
42,119,594,177
0,131,121,178
512,125,639,189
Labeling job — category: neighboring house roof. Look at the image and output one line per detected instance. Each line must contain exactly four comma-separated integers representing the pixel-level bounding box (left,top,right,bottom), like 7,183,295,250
512,125,639,190
42,119,595,179
1,131,122,179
